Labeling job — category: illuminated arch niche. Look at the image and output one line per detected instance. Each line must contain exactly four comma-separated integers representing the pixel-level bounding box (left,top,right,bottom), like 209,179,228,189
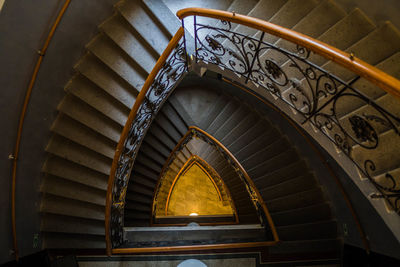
154,155,236,220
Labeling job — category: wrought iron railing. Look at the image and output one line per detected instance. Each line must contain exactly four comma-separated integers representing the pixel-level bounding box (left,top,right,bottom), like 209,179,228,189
106,8,400,254
105,28,187,254
189,15,400,213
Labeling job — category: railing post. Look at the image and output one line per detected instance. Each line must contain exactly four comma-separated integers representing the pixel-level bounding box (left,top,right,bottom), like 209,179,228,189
181,18,189,71
245,32,265,84
194,16,198,63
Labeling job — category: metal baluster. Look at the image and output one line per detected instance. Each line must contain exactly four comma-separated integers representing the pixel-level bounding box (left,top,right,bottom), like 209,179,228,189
245,32,265,84
194,16,198,63
181,18,189,71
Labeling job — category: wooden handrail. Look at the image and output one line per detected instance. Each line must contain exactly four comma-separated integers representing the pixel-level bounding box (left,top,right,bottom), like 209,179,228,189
188,126,280,243
177,7,400,100
112,240,277,254
105,27,185,255
10,0,71,261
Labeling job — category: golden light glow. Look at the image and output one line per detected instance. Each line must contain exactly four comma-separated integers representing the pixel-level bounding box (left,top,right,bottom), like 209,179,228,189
189,213,198,216
166,162,233,216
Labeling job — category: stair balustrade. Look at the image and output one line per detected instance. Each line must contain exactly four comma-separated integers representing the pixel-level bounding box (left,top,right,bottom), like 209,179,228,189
106,8,400,255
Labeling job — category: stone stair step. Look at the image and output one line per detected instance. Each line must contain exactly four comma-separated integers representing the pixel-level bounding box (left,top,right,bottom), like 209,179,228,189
231,0,288,38
66,74,129,126
336,52,400,118
125,201,151,213
271,202,332,226
352,129,400,177
227,120,269,153
241,136,290,169
234,128,280,163
199,94,231,131
323,22,400,82
125,210,151,221
150,123,177,151
266,187,326,213
143,134,171,158
206,99,241,135
259,0,319,45
262,0,346,67
133,163,160,182
228,0,260,15
128,180,155,196
41,213,105,236
276,220,337,241
126,194,153,206
220,113,260,147
252,160,309,188
131,174,158,190
213,104,249,141
161,102,189,136
41,194,104,221
46,134,112,175
99,13,157,74
58,94,122,142
248,148,300,178
87,33,146,92
269,238,341,255
136,153,163,174
309,8,376,66
41,175,106,206
51,114,116,159
116,0,170,56
154,112,183,144
42,232,105,249
292,0,346,39
139,143,168,166
75,53,137,109
142,0,180,37
260,174,317,201
43,156,108,191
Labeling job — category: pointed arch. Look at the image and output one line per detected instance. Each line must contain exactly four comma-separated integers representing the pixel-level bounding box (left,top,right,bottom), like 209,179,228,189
164,155,236,217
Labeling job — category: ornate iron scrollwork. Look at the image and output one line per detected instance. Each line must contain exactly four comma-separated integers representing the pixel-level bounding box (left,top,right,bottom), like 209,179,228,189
110,41,187,248
110,16,400,249
193,18,400,213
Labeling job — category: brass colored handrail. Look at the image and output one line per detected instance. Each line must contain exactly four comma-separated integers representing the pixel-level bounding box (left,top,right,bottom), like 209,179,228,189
10,0,71,261
177,7,400,100
105,27,185,255
112,241,277,254
188,126,280,243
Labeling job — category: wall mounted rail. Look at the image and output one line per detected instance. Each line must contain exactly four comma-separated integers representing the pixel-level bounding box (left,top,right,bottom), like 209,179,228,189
10,0,71,261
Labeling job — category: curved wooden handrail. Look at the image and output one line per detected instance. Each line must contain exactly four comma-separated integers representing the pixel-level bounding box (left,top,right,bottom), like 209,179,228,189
188,126,280,242
105,27,185,255
10,0,71,261
177,7,400,100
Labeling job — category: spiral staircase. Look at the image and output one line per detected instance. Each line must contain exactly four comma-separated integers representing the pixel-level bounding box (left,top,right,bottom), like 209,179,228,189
34,0,400,265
